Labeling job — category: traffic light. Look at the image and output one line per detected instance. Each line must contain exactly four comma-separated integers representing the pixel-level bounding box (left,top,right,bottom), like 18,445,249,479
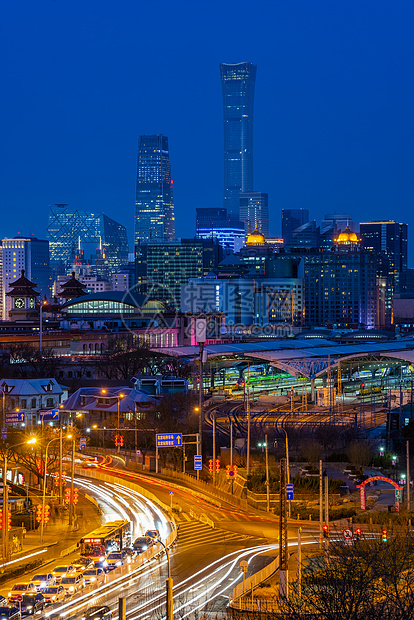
208,459,213,475
323,524,329,538
382,529,387,542
119,435,124,447
355,527,361,540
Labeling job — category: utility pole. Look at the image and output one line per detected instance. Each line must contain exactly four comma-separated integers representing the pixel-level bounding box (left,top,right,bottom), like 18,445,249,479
212,411,216,486
324,474,329,564
297,527,302,599
319,459,323,550
407,440,411,513
279,457,288,603
265,434,270,512
246,387,251,477
69,438,75,527
59,427,63,506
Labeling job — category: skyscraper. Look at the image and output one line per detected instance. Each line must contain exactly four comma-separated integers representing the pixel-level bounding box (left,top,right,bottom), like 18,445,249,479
239,192,269,236
281,209,310,244
1,236,50,320
359,220,408,276
47,205,128,275
134,135,175,245
220,63,257,217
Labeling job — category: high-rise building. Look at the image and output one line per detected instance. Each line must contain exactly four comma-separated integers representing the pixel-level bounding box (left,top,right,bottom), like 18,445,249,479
220,62,257,217
135,135,175,245
1,236,50,320
239,192,269,236
195,208,245,251
282,209,309,244
303,231,377,329
359,221,408,277
47,205,128,276
137,239,223,310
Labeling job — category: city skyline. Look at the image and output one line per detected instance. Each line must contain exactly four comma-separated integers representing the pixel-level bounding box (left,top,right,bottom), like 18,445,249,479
1,1,414,260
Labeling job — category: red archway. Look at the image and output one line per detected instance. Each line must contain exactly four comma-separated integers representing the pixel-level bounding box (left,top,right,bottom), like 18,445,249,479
357,476,403,511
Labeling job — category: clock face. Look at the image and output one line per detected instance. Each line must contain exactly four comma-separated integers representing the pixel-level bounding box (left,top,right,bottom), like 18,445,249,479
15,298,24,309
29,298,35,308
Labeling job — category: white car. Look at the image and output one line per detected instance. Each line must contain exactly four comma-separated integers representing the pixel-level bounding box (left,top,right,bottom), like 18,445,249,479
60,573,85,596
29,573,56,591
42,585,66,605
82,568,105,586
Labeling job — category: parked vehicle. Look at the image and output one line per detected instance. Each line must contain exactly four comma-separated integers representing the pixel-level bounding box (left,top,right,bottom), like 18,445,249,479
60,573,85,596
29,574,56,592
20,593,45,616
42,586,66,605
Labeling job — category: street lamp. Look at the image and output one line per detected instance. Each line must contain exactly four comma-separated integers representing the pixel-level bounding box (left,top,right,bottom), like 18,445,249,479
3,437,36,562
280,428,291,517
40,435,60,544
258,437,270,512
148,534,172,620
39,300,47,353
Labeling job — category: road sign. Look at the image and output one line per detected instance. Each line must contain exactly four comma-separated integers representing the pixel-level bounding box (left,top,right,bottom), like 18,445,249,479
5,411,25,424
79,438,86,448
38,409,59,421
194,455,202,470
156,433,183,448
342,528,354,540
15,595,23,603
286,483,294,501
1,428,7,440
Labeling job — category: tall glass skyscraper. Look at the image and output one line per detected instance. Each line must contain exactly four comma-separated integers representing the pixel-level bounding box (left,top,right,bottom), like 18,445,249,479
47,205,128,275
220,62,257,217
135,135,175,245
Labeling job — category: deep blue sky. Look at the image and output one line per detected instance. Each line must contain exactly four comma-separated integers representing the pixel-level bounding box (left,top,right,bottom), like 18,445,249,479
2,1,414,261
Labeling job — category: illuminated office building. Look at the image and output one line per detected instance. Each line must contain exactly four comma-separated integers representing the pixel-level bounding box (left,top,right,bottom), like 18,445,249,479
1,236,50,320
134,135,175,245
47,205,128,276
282,209,309,244
196,208,245,251
220,62,256,217
239,192,269,236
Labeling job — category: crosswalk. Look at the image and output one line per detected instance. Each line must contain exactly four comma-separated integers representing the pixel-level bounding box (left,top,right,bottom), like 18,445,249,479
175,520,268,549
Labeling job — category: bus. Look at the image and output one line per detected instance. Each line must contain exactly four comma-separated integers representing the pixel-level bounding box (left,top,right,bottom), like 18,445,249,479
79,520,131,562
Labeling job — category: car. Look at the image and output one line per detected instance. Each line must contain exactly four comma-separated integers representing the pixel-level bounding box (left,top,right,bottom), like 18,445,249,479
20,593,45,616
83,568,105,586
0,607,20,620
82,606,112,620
105,550,130,570
41,586,66,605
51,565,76,583
60,573,85,596
144,529,160,541
8,584,37,602
29,574,56,592
133,537,153,553
72,558,95,572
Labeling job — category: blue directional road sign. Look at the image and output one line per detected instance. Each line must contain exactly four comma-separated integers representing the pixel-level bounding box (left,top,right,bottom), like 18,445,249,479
286,483,294,501
194,455,202,470
1,428,7,440
79,438,87,449
38,409,59,421
5,411,25,424
156,433,183,448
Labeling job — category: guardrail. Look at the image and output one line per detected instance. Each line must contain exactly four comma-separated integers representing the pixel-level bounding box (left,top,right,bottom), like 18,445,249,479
228,555,279,609
189,509,215,529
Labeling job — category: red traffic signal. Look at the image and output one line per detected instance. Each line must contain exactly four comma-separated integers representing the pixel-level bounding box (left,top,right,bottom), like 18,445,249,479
355,527,361,539
382,529,387,542
323,524,329,538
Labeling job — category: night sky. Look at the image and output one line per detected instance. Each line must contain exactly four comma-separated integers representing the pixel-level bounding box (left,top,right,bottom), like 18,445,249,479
2,1,414,261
